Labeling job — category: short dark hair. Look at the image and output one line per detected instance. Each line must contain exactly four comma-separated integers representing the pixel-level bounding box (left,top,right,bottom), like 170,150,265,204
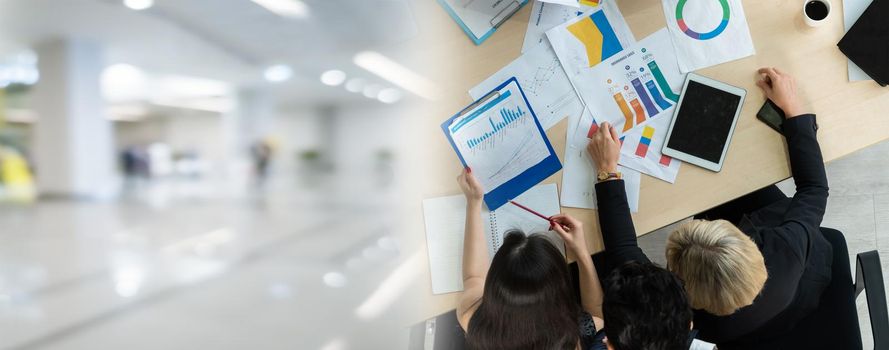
467,231,579,350
603,262,693,350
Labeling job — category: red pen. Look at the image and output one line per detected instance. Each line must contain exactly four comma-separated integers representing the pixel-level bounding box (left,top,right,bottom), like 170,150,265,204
509,200,550,222
509,200,568,230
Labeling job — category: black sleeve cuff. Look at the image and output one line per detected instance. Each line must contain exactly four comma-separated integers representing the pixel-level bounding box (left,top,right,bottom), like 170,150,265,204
594,179,626,199
781,114,818,137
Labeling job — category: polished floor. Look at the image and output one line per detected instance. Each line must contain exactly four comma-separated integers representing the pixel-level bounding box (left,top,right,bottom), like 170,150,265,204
0,179,411,349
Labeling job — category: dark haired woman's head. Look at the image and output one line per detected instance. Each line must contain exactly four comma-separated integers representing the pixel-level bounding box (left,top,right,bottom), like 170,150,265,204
467,231,579,350
603,262,693,350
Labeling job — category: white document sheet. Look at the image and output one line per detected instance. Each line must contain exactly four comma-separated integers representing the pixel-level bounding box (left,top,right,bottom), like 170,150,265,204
561,109,641,211
562,28,683,183
546,1,636,78
423,183,562,294
470,42,583,130
843,0,873,81
522,1,596,53
661,0,755,72
537,0,580,8
448,82,550,192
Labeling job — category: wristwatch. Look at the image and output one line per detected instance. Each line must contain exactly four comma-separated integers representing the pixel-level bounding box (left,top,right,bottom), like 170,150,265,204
597,171,622,182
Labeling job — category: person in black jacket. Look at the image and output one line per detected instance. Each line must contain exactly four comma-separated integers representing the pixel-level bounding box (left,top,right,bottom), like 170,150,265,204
588,67,832,345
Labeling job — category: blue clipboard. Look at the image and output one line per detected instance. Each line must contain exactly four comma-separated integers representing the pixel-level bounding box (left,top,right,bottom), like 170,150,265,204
436,0,528,45
441,77,561,211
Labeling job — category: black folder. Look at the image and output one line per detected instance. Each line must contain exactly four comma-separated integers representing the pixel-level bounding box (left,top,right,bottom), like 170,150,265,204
838,0,889,86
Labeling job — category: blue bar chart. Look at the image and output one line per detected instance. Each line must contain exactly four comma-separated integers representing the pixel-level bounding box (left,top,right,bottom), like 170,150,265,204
466,106,526,149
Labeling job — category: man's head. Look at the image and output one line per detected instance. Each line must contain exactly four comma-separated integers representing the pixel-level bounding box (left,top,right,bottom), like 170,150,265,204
666,219,768,316
603,262,693,350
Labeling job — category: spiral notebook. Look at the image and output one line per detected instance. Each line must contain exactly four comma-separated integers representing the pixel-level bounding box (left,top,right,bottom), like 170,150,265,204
422,183,563,294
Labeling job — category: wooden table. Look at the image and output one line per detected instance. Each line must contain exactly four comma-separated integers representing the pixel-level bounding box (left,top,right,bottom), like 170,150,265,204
399,0,889,322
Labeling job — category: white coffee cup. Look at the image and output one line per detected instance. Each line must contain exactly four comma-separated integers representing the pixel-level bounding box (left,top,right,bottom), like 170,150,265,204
803,0,831,27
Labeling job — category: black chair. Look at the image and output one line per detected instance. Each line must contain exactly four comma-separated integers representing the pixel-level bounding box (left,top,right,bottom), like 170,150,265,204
720,228,889,350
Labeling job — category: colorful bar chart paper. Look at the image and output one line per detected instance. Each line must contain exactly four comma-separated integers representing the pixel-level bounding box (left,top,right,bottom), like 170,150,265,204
645,80,673,110
613,92,635,131
659,154,673,166
635,126,655,157
647,60,680,102
630,99,646,125
631,78,659,117
587,121,600,138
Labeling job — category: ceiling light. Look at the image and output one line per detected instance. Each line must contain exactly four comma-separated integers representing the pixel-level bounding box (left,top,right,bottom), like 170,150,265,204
264,64,293,83
251,0,309,19
101,63,146,99
377,88,403,104
123,0,154,10
323,272,347,288
320,70,347,86
353,51,438,100
363,84,383,98
345,78,365,93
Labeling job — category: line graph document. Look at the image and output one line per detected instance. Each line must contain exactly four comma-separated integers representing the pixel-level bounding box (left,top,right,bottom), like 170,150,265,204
470,41,583,130
448,84,549,192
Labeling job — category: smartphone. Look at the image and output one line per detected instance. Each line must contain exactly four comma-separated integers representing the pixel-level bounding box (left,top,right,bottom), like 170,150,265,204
756,99,785,133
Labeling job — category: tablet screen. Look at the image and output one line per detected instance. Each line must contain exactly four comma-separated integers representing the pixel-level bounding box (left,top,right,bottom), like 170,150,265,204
666,81,742,163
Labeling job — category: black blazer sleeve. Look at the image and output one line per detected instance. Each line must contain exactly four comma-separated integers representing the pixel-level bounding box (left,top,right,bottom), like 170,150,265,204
775,114,829,258
595,180,651,267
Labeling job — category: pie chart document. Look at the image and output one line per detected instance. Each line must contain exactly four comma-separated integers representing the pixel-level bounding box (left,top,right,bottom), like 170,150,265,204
662,0,755,72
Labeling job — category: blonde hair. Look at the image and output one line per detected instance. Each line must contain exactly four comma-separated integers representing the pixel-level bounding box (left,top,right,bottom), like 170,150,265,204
665,219,767,316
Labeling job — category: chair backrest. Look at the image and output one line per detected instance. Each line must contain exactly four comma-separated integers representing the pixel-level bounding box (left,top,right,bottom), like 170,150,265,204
855,251,889,349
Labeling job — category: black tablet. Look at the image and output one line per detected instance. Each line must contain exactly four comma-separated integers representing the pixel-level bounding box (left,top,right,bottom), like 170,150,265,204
662,73,747,172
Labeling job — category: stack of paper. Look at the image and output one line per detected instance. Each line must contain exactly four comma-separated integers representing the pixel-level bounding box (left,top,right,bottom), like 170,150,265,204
423,184,561,294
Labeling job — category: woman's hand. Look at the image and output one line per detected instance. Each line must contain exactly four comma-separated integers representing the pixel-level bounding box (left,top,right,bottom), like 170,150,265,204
550,214,589,257
757,67,805,119
586,122,621,173
457,167,484,205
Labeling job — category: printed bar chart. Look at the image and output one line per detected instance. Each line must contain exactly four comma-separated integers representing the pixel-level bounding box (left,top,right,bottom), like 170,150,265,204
630,99,646,124
467,106,527,148
631,78,659,117
659,154,673,166
635,126,656,157
645,80,673,110
587,120,600,138
647,61,680,102
613,93,635,131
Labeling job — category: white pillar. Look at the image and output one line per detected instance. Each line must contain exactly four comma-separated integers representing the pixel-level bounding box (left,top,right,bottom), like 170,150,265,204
31,38,117,199
237,88,274,149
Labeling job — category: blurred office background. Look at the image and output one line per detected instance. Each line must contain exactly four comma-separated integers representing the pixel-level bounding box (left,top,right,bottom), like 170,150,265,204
0,0,424,348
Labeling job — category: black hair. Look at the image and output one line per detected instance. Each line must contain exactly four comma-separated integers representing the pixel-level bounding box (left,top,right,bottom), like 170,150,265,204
466,231,579,350
603,262,693,350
